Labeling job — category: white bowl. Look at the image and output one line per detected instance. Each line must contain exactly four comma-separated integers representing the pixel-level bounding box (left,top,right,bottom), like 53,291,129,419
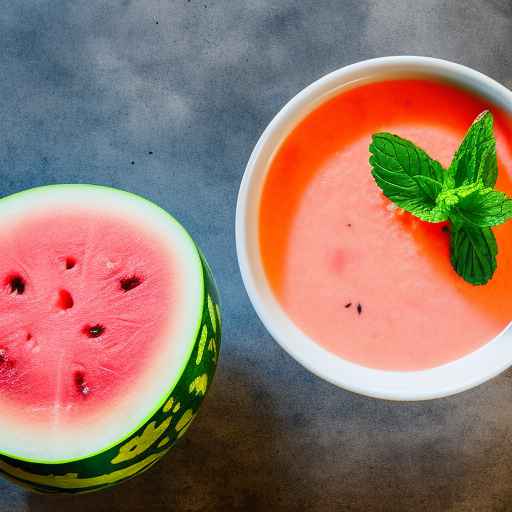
236,56,512,401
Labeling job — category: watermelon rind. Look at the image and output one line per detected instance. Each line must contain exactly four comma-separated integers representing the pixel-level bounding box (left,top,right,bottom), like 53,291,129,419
0,185,221,493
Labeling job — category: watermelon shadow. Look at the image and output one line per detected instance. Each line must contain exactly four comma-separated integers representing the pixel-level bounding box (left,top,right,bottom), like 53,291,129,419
23,350,512,511
25,353,301,511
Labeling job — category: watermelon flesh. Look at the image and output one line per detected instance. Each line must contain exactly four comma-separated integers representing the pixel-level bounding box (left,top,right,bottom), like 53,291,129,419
0,209,175,420
0,187,204,463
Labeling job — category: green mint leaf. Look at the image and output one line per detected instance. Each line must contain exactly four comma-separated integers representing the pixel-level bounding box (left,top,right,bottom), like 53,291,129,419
449,111,497,187
369,111,507,286
477,142,498,187
450,223,497,285
452,186,512,228
369,133,447,222
413,175,443,201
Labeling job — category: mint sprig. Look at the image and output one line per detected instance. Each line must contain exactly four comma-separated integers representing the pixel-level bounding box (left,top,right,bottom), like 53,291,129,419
369,111,512,285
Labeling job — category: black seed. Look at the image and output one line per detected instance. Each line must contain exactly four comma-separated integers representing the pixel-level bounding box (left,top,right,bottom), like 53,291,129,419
84,324,105,338
65,257,77,270
357,303,362,315
347,223,352,227
74,371,85,386
121,275,142,292
441,226,450,233
148,151,153,155
345,302,352,308
8,275,25,295
131,161,135,165
74,371,90,395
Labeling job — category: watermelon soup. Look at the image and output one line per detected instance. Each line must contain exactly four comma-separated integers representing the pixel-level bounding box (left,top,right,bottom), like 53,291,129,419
0,186,221,493
259,79,512,371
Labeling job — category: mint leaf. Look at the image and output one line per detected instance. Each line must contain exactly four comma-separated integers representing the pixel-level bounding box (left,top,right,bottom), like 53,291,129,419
450,224,497,285
452,186,512,227
449,111,497,187
368,111,510,286
369,133,447,222
477,143,498,187
413,175,443,201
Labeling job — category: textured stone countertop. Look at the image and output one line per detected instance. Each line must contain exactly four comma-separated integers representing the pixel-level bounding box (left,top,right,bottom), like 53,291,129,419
1,1,512,510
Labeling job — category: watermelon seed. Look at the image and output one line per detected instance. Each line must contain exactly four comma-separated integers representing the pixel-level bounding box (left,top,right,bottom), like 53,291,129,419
65,257,77,270
7,275,25,295
56,289,74,310
120,275,142,292
83,324,105,338
24,334,39,353
0,350,14,373
74,371,90,396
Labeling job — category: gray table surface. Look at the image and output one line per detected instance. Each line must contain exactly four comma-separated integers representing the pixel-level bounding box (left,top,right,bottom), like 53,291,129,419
1,1,512,510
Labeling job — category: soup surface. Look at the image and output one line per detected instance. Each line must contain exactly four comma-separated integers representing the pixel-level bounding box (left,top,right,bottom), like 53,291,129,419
260,79,512,370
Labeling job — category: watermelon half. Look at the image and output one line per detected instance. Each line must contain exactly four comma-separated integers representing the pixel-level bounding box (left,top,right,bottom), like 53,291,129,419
0,185,221,493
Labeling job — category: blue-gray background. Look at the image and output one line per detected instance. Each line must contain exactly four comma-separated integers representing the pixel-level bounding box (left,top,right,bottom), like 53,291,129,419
1,1,512,510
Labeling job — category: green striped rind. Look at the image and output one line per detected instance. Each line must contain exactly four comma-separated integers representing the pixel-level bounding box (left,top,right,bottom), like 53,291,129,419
0,253,221,494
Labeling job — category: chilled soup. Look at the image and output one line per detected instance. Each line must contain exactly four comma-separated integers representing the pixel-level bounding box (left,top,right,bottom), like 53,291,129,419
260,79,512,371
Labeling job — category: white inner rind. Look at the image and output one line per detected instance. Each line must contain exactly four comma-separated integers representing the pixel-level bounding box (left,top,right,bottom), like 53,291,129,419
0,185,203,462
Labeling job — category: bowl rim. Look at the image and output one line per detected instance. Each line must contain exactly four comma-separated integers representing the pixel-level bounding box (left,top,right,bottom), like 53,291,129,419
236,56,512,401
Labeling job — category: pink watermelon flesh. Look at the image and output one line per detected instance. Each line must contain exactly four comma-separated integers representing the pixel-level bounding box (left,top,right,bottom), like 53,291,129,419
0,209,176,425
